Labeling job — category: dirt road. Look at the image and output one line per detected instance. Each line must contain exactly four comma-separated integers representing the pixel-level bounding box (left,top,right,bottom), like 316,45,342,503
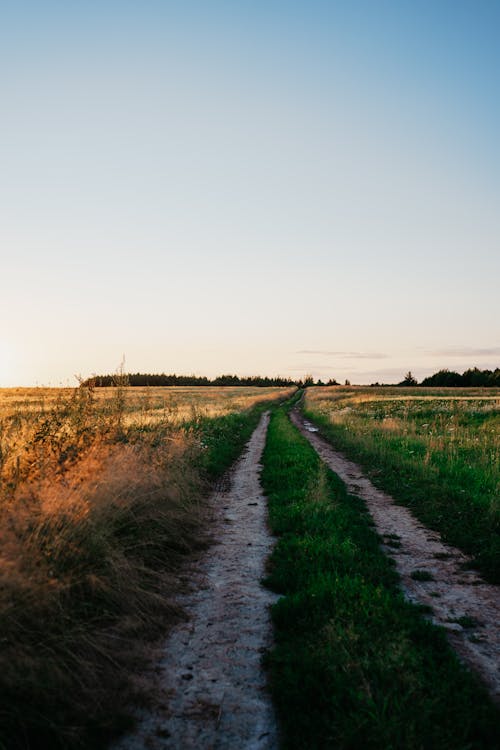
116,412,279,749
291,408,500,703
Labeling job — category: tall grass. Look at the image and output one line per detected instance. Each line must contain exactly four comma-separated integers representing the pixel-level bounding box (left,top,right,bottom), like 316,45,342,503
304,387,500,582
261,406,499,749
0,384,290,749
0,386,295,489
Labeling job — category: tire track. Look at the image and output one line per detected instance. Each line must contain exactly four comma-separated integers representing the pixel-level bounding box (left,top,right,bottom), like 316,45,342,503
115,412,279,749
291,407,500,703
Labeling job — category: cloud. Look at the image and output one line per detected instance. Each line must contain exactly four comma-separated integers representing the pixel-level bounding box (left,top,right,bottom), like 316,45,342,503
296,350,388,360
428,346,500,358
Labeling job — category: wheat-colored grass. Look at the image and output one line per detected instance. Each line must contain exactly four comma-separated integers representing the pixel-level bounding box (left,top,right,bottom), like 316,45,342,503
0,385,294,490
0,383,292,748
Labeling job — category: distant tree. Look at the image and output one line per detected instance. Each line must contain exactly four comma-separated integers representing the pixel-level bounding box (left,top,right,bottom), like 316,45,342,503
326,378,339,386
419,367,500,387
462,367,494,387
398,371,418,387
420,369,462,387
344,379,351,386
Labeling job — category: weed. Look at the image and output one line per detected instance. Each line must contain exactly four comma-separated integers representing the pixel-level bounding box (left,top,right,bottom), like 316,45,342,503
384,538,402,548
455,616,481,629
411,570,435,581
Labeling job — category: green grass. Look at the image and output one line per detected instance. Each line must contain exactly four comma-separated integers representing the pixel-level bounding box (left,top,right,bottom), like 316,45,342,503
190,406,269,478
410,570,435,581
303,391,500,582
261,407,499,750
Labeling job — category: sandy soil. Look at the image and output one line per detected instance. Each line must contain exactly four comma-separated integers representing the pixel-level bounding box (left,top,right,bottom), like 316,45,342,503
291,408,500,703
115,412,279,749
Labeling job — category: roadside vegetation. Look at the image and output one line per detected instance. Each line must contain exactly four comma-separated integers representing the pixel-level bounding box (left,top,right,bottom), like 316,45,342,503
304,387,500,582
0,384,293,750
261,405,500,749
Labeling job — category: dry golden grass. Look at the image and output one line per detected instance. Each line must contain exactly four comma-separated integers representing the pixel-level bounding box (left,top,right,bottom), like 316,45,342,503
0,385,293,491
0,384,292,748
0,385,292,421
0,387,204,747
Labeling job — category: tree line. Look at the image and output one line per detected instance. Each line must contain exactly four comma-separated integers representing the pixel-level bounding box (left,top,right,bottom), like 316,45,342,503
419,367,500,387
393,367,500,387
81,367,500,389
81,372,340,388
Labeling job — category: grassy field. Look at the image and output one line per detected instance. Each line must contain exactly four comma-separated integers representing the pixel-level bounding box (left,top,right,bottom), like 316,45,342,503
0,384,289,418
0,385,292,489
303,386,500,582
0,384,293,750
262,403,499,749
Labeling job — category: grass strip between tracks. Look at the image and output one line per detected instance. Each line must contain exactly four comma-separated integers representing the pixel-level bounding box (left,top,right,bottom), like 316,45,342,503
261,406,499,750
302,400,499,583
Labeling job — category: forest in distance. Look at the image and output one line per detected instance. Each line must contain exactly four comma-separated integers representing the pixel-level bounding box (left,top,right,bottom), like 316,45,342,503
82,366,500,389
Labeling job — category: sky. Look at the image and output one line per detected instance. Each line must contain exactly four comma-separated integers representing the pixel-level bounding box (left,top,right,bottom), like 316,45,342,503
1,0,499,386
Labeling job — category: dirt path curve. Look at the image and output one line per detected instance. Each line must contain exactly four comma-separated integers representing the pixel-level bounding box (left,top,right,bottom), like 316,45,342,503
290,408,500,703
116,412,279,750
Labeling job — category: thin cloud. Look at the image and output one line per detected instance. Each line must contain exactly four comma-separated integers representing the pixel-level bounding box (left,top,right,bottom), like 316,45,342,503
296,350,388,360
428,346,500,358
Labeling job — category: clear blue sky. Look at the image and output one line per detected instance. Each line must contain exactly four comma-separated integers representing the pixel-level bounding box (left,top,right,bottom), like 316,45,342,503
1,1,499,385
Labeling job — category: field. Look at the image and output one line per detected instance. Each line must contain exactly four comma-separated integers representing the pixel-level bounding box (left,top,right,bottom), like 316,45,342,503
0,385,294,750
2,383,499,749
303,386,500,581
0,385,289,422
0,385,292,487
261,400,499,749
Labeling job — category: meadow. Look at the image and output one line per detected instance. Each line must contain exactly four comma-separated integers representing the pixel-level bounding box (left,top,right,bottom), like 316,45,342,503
261,399,499,749
303,386,500,582
0,385,291,488
0,384,293,750
2,382,499,749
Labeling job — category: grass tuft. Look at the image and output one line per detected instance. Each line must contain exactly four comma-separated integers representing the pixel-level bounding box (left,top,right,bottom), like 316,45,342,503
410,570,435,581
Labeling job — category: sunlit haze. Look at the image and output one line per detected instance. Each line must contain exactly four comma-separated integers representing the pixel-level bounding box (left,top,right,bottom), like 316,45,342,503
1,1,499,386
